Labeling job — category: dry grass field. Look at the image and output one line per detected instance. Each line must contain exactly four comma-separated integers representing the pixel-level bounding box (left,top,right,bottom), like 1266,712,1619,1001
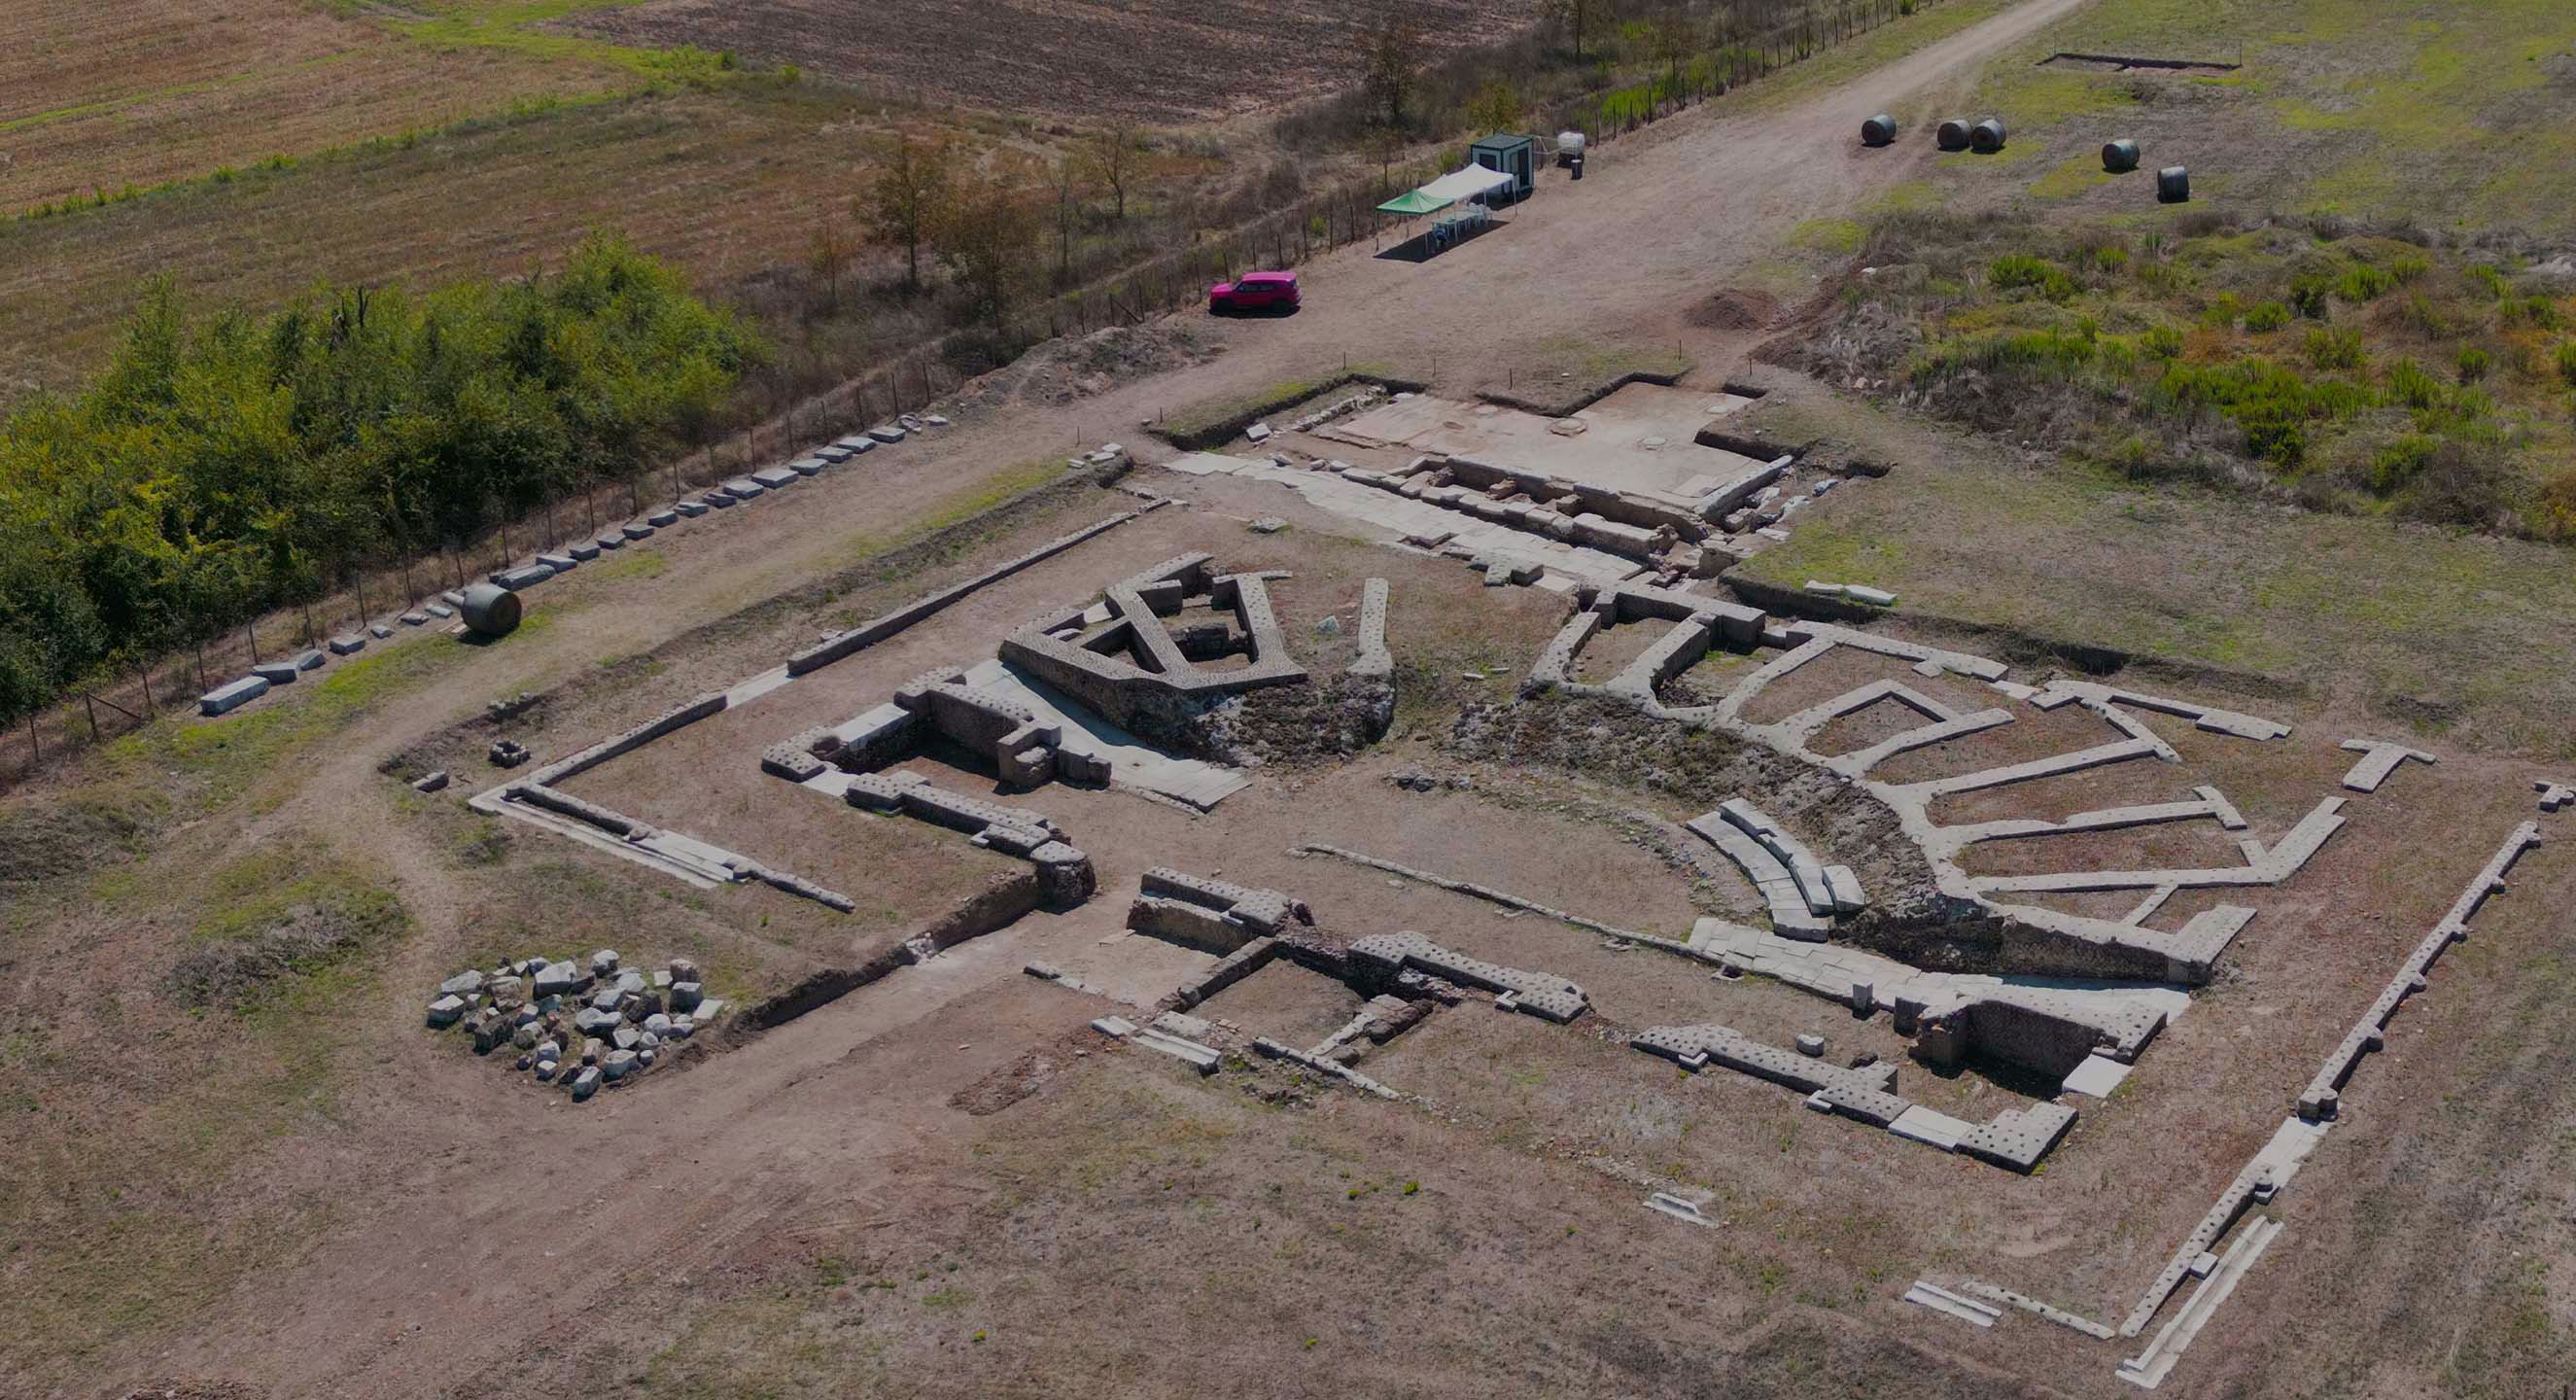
565,0,1549,123
0,0,643,212
0,83,921,390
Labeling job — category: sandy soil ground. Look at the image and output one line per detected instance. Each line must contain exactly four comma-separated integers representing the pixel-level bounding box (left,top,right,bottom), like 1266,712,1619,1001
16,3,2575,1397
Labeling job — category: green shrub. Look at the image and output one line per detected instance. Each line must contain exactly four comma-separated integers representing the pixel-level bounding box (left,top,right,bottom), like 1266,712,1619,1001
2244,301,2290,332
2366,434,2441,495
2305,327,2364,369
2388,253,2430,284
2336,262,2397,303
1988,254,2077,302
2159,358,2373,467
2289,273,2335,319
2385,358,2440,409
2557,340,2576,387
2455,345,2491,382
2140,326,2185,361
2465,264,2509,299
2092,245,2131,274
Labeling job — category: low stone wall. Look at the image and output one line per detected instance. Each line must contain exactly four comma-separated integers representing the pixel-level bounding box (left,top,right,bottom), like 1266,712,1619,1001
786,508,1141,677
731,873,1042,1033
527,691,728,788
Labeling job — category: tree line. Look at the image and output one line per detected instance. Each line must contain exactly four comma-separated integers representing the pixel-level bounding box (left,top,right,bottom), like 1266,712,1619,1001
0,233,759,729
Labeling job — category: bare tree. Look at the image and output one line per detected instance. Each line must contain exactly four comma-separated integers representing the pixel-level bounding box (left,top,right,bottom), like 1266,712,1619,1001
1547,0,1600,60
1080,121,1141,223
1362,9,1425,131
808,218,858,311
934,167,1038,325
860,134,953,293
1044,153,1090,287
1651,8,1698,94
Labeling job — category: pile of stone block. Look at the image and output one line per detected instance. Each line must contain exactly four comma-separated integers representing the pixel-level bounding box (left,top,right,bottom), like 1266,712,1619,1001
423,949,727,1102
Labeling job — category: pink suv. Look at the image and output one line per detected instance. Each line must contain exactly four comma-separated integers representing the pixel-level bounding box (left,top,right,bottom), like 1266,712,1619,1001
1209,270,1300,315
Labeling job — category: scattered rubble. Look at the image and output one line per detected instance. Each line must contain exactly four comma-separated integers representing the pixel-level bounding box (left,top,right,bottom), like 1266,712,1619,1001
420,950,727,1099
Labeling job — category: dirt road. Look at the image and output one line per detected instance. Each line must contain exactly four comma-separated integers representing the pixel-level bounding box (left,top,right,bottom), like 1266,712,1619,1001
98,4,2108,1394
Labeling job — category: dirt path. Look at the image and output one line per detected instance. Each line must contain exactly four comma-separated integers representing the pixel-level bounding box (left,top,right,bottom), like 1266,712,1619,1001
107,5,2104,1394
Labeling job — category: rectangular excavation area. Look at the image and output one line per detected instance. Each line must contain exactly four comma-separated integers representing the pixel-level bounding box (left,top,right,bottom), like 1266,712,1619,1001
1325,383,1770,502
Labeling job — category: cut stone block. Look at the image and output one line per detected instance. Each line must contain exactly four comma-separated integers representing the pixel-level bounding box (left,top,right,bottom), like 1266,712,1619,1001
329,635,366,655
645,508,679,527
569,542,602,561
250,661,299,685
867,425,905,443
198,676,270,716
292,648,324,671
704,491,737,508
400,612,429,626
425,603,455,618
426,995,467,1028
720,479,765,500
536,553,577,572
593,534,624,551
491,564,554,591
788,457,827,476
620,522,655,541
2062,1053,2133,1099
673,500,710,517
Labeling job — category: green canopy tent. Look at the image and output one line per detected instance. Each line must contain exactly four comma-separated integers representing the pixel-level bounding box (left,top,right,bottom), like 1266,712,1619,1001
1375,188,1454,217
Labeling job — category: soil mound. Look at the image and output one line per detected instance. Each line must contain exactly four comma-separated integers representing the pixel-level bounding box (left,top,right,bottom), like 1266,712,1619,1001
1687,287,1784,331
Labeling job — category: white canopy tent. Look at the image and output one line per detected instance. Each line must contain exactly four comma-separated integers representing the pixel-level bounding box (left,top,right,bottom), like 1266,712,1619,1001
1414,163,1516,206
1374,163,1517,255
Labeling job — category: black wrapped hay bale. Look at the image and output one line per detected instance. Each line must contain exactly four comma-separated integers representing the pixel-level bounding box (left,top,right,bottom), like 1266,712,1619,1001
1935,118,1971,151
2103,138,2141,173
1969,117,2007,154
1862,113,1897,147
2157,165,2191,203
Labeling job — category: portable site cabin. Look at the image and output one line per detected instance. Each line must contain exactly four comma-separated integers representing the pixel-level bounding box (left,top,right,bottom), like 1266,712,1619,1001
1469,133,1537,203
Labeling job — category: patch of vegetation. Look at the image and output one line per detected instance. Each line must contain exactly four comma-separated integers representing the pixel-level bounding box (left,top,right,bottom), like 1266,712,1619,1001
1812,210,2576,535
165,840,411,1009
0,234,757,731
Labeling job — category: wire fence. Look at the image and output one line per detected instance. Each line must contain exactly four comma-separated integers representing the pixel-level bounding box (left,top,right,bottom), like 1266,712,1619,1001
0,0,1950,788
